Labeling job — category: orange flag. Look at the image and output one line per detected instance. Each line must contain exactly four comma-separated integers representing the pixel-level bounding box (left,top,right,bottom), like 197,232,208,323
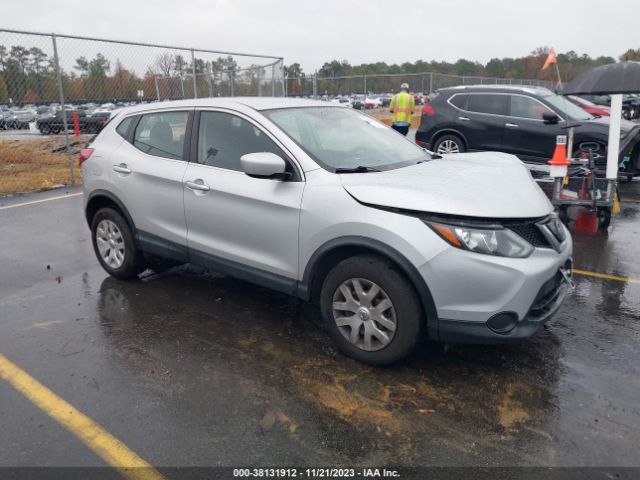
542,49,557,70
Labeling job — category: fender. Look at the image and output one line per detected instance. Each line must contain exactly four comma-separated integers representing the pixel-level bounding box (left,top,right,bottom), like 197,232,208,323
431,128,469,149
85,189,139,245
299,236,440,339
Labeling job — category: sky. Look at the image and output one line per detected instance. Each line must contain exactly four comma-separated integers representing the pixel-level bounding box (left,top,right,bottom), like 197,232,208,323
1,0,637,72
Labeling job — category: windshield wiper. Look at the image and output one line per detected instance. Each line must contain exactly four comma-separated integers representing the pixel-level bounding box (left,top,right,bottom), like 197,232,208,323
334,166,381,173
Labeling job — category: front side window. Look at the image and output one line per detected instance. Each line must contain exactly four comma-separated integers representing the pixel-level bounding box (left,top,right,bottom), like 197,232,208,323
263,107,430,172
133,111,188,160
466,94,506,115
197,111,285,171
509,95,552,120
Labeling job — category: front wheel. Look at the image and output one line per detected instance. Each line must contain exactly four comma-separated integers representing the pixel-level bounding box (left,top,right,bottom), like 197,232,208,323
91,208,146,279
320,255,423,366
433,134,466,155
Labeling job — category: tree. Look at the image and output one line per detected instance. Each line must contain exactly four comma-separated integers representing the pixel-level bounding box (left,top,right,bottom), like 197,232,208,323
284,63,304,79
74,56,89,76
85,53,111,100
0,75,8,102
620,48,640,61
154,52,174,77
485,58,505,77
0,46,7,71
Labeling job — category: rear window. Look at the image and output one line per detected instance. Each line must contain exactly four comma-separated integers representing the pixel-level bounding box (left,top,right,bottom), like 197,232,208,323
449,94,468,109
466,94,506,115
116,116,135,138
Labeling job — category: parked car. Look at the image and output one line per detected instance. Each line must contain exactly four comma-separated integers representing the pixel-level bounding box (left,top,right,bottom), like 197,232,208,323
82,98,573,365
36,110,110,135
567,95,610,117
8,109,37,129
415,85,640,179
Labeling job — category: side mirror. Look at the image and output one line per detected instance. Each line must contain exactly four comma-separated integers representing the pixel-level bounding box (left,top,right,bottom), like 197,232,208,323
543,112,560,124
240,152,289,180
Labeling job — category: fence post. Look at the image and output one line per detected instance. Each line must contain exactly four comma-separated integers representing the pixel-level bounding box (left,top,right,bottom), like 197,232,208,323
154,75,160,100
429,72,433,94
364,75,367,97
271,64,275,97
230,71,235,96
51,33,74,185
190,49,197,98
257,68,262,96
284,75,288,97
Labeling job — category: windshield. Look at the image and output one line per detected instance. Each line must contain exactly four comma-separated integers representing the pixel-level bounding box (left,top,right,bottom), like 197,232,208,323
544,94,593,121
263,107,430,171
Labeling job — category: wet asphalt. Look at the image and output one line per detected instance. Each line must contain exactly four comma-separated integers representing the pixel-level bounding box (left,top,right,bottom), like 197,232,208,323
0,181,639,472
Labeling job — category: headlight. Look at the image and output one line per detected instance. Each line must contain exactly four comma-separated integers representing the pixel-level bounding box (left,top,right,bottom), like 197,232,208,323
427,222,534,258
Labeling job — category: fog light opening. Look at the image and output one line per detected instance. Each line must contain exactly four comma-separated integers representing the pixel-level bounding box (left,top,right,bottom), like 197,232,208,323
487,312,518,334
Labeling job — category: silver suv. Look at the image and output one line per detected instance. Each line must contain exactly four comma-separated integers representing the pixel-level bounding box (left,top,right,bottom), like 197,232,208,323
82,98,573,365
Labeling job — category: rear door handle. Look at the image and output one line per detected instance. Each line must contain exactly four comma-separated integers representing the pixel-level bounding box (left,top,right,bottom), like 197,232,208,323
506,123,519,128
458,116,470,121
185,179,210,192
112,163,131,174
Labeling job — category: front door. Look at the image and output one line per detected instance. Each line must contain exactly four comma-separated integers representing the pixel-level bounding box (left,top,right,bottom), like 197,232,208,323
183,110,304,288
502,94,564,162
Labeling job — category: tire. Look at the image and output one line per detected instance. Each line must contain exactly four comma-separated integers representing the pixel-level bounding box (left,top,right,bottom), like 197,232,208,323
39,125,50,135
433,134,466,155
320,254,423,366
91,208,146,279
597,207,611,231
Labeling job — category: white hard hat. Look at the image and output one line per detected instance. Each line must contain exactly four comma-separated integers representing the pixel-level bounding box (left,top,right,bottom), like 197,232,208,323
400,83,409,89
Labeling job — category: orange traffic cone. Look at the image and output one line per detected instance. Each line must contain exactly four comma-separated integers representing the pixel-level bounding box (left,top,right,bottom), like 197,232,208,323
548,135,571,178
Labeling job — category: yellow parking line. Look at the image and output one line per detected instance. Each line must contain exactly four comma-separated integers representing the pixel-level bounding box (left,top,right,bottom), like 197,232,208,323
0,192,83,210
0,354,165,480
573,269,640,285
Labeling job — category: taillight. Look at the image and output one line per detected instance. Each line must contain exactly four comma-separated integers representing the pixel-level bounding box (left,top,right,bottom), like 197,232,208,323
78,148,94,168
421,105,436,116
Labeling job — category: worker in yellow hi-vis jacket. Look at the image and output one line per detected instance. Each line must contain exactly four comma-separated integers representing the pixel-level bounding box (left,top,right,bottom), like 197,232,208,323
389,83,415,136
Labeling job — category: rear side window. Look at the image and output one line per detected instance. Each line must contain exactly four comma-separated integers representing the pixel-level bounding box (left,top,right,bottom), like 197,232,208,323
116,116,135,139
133,111,188,160
449,94,468,109
466,94,506,115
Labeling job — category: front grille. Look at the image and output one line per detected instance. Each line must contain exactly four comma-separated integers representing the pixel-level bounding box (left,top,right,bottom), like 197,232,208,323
507,221,551,248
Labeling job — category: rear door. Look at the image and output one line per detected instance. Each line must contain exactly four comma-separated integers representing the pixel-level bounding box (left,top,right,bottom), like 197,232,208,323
182,109,304,286
108,109,191,259
502,94,564,162
459,93,507,151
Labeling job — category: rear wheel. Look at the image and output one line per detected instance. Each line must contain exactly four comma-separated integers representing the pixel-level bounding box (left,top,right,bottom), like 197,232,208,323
320,254,423,366
91,208,146,279
433,134,466,155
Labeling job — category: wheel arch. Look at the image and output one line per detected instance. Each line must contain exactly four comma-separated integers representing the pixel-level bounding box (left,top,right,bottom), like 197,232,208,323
85,190,138,246
299,236,439,339
430,129,468,150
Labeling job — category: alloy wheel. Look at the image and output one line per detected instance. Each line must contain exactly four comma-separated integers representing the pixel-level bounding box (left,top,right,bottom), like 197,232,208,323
96,219,125,269
332,278,397,351
437,139,460,154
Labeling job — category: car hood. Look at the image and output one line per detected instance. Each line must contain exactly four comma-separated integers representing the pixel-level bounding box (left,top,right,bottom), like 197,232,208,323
577,115,637,135
340,152,553,218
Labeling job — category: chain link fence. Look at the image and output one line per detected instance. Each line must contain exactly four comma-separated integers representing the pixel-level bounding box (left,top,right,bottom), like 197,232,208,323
285,72,556,97
0,28,284,196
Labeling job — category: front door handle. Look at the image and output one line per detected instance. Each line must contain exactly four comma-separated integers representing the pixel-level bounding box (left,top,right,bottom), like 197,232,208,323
185,179,210,192
506,123,519,128
112,163,131,174
458,116,471,121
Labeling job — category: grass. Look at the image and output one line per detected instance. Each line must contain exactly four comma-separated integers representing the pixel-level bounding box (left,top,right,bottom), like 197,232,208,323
0,138,83,196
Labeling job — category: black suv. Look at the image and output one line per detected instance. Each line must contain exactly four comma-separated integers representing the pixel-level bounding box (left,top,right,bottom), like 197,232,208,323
415,85,640,177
